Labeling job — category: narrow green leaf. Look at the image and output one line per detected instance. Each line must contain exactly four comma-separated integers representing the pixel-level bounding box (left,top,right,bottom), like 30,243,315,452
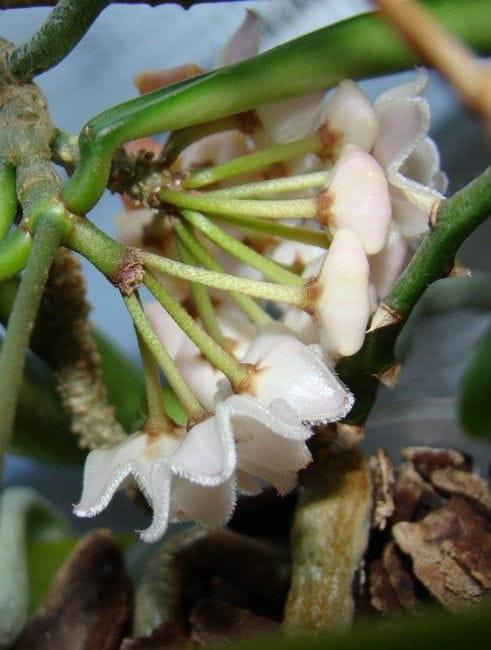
458,319,491,439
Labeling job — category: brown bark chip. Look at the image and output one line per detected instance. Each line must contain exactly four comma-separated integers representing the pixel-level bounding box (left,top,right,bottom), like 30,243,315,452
430,467,491,517
393,497,491,610
402,447,468,477
368,559,402,615
392,462,442,523
15,529,132,650
382,542,421,610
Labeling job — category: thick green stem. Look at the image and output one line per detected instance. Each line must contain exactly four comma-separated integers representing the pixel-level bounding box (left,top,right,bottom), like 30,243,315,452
159,187,316,220
210,213,330,249
338,167,491,425
143,251,307,306
181,210,303,286
0,162,17,241
125,293,203,419
136,332,174,433
173,221,271,325
0,216,63,468
8,0,109,80
182,134,323,189
207,171,330,199
144,272,250,390
63,0,491,215
0,230,32,281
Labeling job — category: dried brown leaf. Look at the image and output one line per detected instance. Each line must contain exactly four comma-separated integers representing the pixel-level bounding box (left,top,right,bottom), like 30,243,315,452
15,529,132,650
393,497,490,610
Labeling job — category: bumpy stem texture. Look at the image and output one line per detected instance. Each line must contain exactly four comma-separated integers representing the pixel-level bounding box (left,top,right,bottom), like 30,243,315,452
8,0,109,80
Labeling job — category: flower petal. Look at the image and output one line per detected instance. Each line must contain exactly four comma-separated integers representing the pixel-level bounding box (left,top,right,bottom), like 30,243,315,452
169,415,236,486
256,92,325,144
323,144,392,254
136,462,172,543
144,301,187,360
317,228,370,357
370,221,408,299
215,9,263,68
170,477,236,528
319,79,379,152
74,434,147,518
237,459,298,496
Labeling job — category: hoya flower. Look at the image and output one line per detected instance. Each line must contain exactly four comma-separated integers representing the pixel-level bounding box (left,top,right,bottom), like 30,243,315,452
369,221,408,303
317,144,392,255
145,301,255,411
74,414,236,543
269,239,326,272
220,394,313,496
219,323,354,425
315,228,370,358
373,71,448,237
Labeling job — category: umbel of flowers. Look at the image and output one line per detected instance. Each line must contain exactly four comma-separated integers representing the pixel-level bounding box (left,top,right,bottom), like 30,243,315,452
75,11,446,542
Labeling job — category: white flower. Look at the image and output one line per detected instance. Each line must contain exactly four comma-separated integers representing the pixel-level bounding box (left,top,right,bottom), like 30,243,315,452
315,228,370,358
145,301,255,411
219,323,353,425
373,71,447,237
369,221,408,301
74,414,236,543
222,394,313,496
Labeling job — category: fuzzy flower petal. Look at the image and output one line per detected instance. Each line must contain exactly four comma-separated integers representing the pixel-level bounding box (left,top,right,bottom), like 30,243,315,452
373,71,447,236
229,324,353,424
170,477,236,528
75,414,236,542
370,221,408,299
316,228,370,358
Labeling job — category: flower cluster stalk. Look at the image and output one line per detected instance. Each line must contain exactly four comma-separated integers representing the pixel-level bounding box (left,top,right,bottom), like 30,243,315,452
180,210,304,286
207,170,330,199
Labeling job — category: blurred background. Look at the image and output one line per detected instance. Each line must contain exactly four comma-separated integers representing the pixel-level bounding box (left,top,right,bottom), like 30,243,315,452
1,0,490,531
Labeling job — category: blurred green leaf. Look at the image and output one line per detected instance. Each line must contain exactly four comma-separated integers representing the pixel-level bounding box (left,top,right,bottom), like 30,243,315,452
0,488,74,645
215,602,491,650
458,319,491,439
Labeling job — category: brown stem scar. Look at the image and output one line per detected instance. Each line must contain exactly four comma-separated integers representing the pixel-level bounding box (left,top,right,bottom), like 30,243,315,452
115,248,144,295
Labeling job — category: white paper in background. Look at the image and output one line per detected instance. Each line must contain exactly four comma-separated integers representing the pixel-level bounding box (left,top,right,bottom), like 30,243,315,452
2,1,490,526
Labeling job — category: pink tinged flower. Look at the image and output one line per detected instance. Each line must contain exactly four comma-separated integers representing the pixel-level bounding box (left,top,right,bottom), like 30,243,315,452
373,71,447,237
215,9,263,68
74,416,237,543
319,144,392,255
144,301,256,412
318,79,379,153
269,240,326,270
369,221,408,300
226,324,353,425
219,394,313,496
316,228,370,358
175,130,252,174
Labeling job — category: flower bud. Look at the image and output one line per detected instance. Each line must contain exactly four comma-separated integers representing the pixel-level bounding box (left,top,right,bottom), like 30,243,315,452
317,145,391,254
316,228,370,357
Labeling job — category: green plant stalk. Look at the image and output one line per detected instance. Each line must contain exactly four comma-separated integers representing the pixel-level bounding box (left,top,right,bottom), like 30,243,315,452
0,161,17,241
210,213,330,249
143,251,307,306
181,210,303,286
159,187,316,220
137,332,174,432
173,221,271,325
207,171,330,199
125,293,203,419
62,0,491,215
338,166,491,425
0,230,32,281
182,133,323,189
144,272,250,390
8,0,109,80
178,240,227,349
0,215,63,470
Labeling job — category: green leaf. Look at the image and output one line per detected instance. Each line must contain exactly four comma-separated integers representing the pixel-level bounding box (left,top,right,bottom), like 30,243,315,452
0,488,74,645
458,319,491,439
